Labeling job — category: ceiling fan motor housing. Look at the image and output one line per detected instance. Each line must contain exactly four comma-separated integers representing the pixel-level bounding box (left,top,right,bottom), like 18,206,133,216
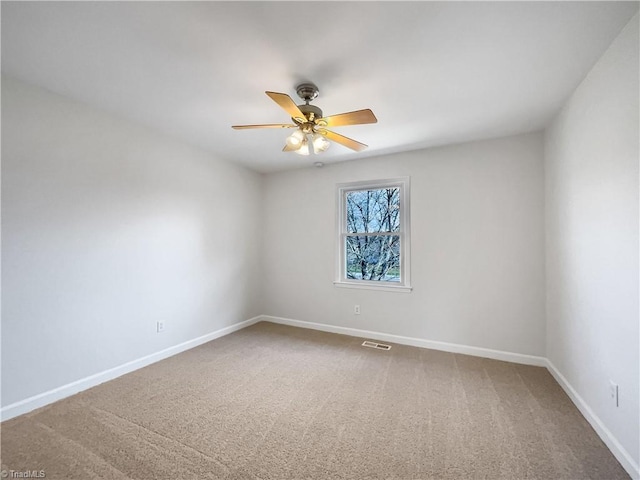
298,104,323,122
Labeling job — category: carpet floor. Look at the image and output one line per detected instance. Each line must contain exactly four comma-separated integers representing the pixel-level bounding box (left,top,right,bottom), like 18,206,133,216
0,322,629,479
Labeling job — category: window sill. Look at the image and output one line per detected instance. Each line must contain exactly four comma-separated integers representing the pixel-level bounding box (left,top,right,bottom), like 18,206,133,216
333,281,412,293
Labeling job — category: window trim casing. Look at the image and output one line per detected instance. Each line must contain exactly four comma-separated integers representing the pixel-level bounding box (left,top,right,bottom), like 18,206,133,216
334,177,412,293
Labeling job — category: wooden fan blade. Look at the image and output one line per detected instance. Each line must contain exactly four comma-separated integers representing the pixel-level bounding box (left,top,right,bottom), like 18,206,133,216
265,91,307,122
321,129,368,152
318,109,377,127
232,124,297,129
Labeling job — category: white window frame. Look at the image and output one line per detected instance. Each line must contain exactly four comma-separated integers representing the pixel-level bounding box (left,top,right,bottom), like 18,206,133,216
334,177,411,293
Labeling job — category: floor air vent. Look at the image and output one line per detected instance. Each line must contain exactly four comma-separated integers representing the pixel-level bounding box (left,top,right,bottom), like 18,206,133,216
362,340,391,351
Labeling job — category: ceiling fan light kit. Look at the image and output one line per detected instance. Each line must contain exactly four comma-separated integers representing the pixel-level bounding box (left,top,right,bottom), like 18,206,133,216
294,135,310,156
232,82,377,158
312,133,330,153
286,129,305,149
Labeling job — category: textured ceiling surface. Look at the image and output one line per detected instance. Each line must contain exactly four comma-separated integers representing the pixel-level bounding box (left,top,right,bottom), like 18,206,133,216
2,2,638,173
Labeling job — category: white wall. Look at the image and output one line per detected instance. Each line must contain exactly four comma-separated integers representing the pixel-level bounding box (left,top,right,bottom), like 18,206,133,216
545,14,639,472
262,132,546,356
1,76,263,407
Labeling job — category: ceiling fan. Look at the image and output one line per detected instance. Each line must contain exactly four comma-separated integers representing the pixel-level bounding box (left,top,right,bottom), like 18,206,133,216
232,83,377,156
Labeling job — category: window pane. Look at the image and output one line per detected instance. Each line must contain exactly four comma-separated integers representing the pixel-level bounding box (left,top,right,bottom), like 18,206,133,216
346,188,400,234
345,235,400,282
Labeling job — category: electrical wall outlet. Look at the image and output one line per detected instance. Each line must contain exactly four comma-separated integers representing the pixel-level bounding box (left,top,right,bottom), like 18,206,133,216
354,305,361,315
157,321,165,333
609,380,619,407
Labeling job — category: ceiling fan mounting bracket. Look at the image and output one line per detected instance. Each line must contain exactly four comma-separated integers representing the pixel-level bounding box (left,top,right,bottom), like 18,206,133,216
296,83,319,103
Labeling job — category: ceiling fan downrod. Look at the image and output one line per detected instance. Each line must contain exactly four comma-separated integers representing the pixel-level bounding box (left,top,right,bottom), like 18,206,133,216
295,83,323,123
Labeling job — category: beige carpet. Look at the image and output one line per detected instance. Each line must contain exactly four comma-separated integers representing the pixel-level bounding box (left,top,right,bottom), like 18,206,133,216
1,322,629,479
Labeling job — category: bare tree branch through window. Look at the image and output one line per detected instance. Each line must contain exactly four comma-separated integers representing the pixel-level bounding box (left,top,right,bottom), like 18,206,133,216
345,188,401,282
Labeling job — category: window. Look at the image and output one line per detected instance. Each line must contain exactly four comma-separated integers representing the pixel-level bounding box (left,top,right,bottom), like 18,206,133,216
335,177,411,292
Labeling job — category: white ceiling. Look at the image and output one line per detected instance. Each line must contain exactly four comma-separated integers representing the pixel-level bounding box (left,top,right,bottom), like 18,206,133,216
2,2,638,173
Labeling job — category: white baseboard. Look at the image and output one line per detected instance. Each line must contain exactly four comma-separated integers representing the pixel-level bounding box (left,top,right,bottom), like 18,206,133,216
0,316,262,422
546,360,639,480
259,315,547,367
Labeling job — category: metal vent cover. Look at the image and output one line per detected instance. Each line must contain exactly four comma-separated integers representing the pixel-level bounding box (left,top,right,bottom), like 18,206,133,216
362,340,391,351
